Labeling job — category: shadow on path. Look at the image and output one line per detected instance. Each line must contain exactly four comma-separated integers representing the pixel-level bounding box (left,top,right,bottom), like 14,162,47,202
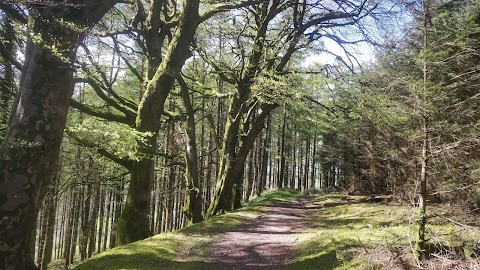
188,198,318,270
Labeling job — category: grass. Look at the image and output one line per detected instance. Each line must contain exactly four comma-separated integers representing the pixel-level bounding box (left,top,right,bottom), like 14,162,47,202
71,189,301,270
69,189,480,270
287,194,480,270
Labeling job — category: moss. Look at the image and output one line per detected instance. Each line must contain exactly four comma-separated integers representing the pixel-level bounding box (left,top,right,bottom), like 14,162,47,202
247,188,304,206
74,234,203,270
289,194,480,269
74,188,302,270
74,190,480,270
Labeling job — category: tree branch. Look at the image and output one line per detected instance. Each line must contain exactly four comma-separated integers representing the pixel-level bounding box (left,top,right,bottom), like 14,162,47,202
74,76,137,123
200,0,260,22
70,98,135,127
0,39,22,70
65,129,133,169
0,3,27,24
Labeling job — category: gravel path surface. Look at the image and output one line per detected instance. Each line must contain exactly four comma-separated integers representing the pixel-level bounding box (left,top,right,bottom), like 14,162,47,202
195,198,318,270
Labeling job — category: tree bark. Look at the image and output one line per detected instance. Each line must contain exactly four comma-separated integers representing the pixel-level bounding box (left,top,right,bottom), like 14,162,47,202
39,172,58,270
206,103,276,217
116,0,200,244
0,2,116,269
178,77,203,225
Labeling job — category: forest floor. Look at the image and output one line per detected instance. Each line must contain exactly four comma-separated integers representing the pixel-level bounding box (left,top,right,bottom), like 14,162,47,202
70,189,480,270
179,196,318,269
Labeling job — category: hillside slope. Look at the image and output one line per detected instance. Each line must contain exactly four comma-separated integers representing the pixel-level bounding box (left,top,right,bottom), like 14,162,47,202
73,189,480,270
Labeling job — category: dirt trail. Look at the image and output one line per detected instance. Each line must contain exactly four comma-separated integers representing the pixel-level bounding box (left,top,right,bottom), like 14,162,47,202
197,198,318,270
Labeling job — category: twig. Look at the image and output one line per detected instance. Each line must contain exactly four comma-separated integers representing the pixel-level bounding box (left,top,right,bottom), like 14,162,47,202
443,216,478,231
357,237,369,254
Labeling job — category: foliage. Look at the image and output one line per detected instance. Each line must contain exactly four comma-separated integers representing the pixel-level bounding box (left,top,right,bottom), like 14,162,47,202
67,117,155,162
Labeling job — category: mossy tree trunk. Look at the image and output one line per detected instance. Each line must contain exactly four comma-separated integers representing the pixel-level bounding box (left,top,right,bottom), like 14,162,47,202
0,2,116,268
117,157,155,244
204,1,282,217
178,76,203,225
0,15,15,138
116,0,201,245
206,102,277,217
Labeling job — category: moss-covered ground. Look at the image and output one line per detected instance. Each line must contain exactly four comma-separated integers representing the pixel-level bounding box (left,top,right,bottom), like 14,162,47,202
68,189,479,270
288,193,480,270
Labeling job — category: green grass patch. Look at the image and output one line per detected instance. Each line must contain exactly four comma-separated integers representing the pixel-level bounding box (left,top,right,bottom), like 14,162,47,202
247,188,304,206
73,233,207,270
73,188,304,270
73,190,479,270
288,193,480,270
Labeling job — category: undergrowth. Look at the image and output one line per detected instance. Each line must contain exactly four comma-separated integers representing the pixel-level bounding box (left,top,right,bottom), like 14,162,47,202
287,193,480,270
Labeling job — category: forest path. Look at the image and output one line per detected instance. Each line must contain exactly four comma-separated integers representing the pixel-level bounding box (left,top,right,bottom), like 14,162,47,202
190,197,319,270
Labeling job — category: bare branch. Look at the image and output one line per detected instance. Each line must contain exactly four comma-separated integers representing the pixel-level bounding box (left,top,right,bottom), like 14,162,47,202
200,0,261,22
0,39,22,70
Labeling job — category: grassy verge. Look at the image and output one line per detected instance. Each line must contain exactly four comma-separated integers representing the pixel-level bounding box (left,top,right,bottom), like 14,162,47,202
288,193,480,270
67,190,479,269
71,188,302,270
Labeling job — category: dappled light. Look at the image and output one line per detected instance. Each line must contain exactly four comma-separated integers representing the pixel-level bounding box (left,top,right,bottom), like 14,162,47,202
0,1,479,269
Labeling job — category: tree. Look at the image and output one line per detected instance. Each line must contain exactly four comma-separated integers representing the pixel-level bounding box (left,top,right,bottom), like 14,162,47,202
68,0,260,243
204,0,380,217
0,11,18,139
0,1,117,269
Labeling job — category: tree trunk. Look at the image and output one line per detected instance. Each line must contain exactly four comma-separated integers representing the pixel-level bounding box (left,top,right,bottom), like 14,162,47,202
206,104,276,217
0,16,15,139
310,133,317,189
79,182,92,261
291,132,297,189
0,2,115,268
416,0,431,260
117,159,154,244
303,138,310,191
166,165,175,232
63,190,75,268
39,172,58,270
96,187,105,253
246,151,255,201
102,190,111,251
87,182,100,258
178,77,203,225
57,200,67,259
116,0,200,244
110,181,122,247
1,39,75,270
258,116,270,196
416,117,429,260
279,108,287,188
69,192,81,264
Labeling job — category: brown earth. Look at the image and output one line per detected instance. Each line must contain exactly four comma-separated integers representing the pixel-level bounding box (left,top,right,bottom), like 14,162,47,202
190,198,319,270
